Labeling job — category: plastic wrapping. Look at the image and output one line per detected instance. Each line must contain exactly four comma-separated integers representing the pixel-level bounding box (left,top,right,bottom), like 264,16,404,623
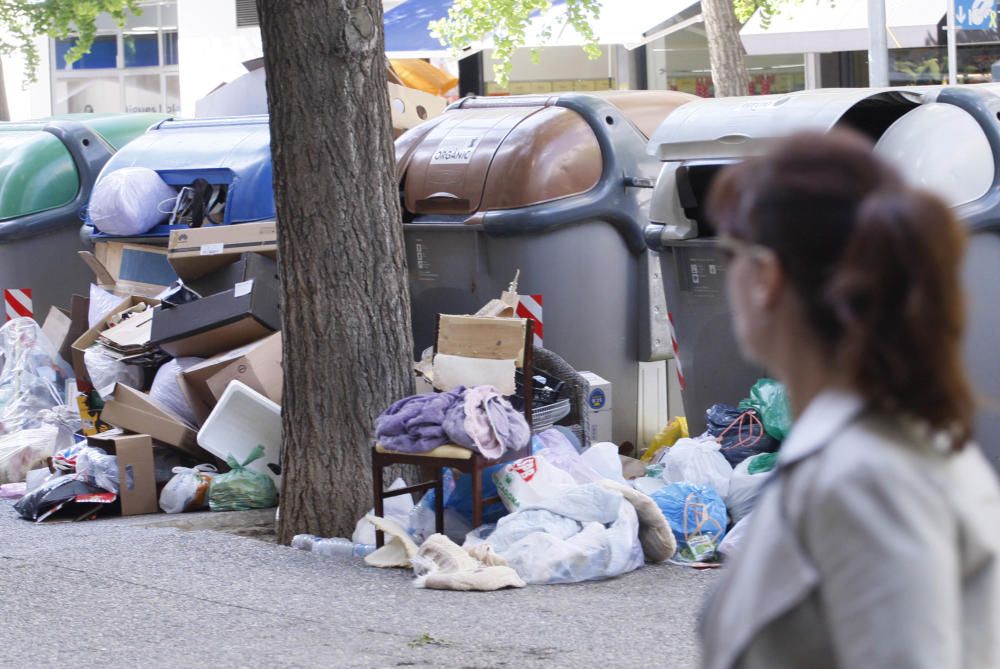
75,447,119,493
352,477,414,545
208,445,278,511
0,318,74,437
88,284,126,329
705,404,781,466
0,406,81,484
493,453,576,513
88,166,177,236
738,378,793,440
149,357,204,426
159,464,218,513
84,345,144,392
579,442,627,484
13,475,104,521
651,483,728,563
660,437,734,498
719,513,752,560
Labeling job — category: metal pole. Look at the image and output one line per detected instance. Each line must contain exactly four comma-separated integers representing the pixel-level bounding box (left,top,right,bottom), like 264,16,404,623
867,0,889,86
948,0,959,85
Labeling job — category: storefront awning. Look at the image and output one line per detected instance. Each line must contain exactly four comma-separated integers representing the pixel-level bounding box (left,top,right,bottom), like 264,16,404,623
384,0,700,59
740,0,946,55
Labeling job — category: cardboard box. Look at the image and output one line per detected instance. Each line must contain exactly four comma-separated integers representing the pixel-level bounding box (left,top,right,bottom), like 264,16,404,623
150,279,280,358
178,332,282,424
41,306,72,358
580,371,613,443
79,241,177,297
187,252,278,299
388,82,447,137
100,383,210,461
86,432,159,516
71,296,160,387
167,222,277,281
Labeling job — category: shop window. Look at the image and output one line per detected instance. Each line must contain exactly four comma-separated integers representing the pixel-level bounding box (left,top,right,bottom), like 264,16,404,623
164,31,179,66
124,33,159,67
54,77,121,113
55,35,118,70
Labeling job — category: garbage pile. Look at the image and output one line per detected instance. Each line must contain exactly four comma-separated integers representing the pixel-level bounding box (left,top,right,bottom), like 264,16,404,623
0,166,282,522
294,377,790,590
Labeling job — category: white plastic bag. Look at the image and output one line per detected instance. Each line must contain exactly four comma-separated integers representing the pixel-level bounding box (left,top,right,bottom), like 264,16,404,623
532,429,603,484
484,482,644,584
661,437,734,498
89,166,177,236
580,442,628,484
149,357,204,426
0,319,74,437
352,477,414,545
159,464,218,513
88,284,126,329
84,345,144,391
725,456,773,523
0,426,59,484
719,513,753,560
493,453,576,513
76,446,119,493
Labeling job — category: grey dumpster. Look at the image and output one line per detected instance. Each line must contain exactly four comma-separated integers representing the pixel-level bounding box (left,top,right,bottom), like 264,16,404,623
645,85,1000,472
0,114,165,319
395,91,696,447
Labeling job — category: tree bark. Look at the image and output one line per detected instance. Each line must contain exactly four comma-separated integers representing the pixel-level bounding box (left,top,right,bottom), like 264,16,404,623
701,0,751,97
257,0,414,543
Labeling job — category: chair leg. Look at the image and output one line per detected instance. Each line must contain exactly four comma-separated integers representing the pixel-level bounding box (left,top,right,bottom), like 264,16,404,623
471,459,484,529
372,448,385,548
434,467,445,536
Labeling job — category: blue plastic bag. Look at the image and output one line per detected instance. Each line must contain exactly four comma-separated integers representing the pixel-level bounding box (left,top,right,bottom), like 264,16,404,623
651,483,728,562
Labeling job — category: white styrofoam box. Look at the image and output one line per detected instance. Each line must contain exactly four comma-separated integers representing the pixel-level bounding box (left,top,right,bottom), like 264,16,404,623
197,380,282,488
580,371,613,443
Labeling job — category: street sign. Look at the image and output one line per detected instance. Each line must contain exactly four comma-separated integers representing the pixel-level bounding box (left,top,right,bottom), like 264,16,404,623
956,0,997,30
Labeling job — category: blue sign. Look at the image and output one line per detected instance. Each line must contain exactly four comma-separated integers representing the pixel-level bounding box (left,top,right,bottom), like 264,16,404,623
956,0,997,30
588,388,606,410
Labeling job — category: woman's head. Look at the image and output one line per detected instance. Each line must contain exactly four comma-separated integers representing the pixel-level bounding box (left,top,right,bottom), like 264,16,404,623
707,129,973,445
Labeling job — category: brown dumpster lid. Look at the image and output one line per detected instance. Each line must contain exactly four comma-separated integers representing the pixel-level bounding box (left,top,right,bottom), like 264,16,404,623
591,90,700,139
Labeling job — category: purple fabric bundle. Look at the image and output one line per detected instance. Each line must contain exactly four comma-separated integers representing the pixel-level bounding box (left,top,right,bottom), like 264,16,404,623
375,387,466,453
377,385,530,458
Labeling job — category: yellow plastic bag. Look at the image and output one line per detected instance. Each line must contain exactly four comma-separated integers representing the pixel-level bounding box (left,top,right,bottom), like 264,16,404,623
641,416,689,463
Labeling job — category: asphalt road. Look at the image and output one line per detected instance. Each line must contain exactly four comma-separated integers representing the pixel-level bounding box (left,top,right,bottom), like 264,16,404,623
0,499,718,668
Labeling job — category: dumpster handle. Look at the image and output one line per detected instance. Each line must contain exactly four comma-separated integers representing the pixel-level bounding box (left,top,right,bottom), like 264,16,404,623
937,87,1000,234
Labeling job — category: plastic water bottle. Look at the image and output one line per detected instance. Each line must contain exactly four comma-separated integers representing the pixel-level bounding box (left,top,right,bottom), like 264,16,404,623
291,534,374,558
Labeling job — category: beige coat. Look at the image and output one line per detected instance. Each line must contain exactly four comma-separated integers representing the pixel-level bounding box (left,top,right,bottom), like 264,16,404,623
700,390,1000,669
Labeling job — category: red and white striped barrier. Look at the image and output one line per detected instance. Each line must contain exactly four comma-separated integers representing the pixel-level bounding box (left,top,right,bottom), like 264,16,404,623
4,289,32,321
668,311,685,391
516,294,543,348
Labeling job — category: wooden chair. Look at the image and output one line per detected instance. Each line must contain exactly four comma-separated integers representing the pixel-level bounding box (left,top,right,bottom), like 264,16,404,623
372,315,534,547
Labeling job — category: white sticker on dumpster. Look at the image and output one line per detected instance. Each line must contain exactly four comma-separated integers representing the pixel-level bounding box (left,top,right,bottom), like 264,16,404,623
430,136,480,164
200,243,224,256
234,280,254,298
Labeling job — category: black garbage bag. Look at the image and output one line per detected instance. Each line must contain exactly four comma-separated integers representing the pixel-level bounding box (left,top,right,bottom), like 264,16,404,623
14,475,106,521
705,403,781,466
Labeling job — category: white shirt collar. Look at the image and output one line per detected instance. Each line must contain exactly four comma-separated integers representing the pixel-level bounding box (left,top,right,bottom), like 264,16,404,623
778,388,866,466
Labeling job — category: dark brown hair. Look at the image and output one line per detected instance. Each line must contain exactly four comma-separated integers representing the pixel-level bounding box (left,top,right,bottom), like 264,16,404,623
707,129,974,447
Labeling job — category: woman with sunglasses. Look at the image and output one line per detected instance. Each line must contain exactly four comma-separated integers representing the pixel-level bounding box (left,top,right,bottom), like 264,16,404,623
698,130,1000,669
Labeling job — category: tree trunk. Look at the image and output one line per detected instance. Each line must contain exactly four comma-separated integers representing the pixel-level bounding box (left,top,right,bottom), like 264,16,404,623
257,0,414,543
701,0,751,97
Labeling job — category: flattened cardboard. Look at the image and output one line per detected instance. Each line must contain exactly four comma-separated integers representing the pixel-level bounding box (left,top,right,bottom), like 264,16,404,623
150,280,279,358
177,332,282,425
100,383,210,461
167,222,277,281
71,296,160,387
187,252,278,298
86,433,158,516
41,306,72,360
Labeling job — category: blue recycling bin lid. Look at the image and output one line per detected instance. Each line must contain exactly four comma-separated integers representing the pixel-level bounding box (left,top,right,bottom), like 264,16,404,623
90,115,275,238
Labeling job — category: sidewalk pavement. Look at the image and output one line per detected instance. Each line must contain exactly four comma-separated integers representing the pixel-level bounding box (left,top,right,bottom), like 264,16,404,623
1,499,718,668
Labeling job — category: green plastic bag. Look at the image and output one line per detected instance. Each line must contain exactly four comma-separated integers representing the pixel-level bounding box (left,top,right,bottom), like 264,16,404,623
739,378,793,441
209,445,278,512
746,451,779,475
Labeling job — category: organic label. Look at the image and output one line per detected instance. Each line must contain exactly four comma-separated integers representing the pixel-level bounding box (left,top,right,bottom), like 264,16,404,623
430,136,480,164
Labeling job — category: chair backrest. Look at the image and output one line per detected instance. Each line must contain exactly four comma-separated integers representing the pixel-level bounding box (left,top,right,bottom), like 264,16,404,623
433,314,534,426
